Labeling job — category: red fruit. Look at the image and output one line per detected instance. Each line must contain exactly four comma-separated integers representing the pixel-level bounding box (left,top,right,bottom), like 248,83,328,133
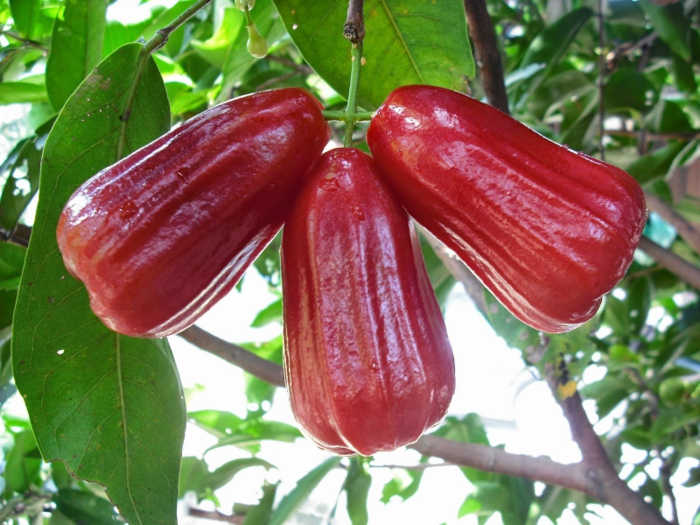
367,85,647,333
281,148,455,456
57,88,330,338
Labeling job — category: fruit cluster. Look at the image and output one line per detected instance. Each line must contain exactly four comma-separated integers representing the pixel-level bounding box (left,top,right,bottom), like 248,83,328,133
57,85,646,456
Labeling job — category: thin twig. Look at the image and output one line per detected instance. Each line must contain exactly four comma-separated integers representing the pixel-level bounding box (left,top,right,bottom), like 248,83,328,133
596,0,606,161
658,450,679,525
463,0,509,114
370,461,456,471
0,29,48,52
344,0,365,45
188,508,245,524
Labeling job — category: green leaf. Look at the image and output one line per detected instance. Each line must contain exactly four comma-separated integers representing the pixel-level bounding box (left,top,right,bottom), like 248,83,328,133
459,481,510,517
604,69,656,114
4,429,42,493
271,0,474,110
204,458,275,493
192,7,245,69
12,43,184,525
483,292,540,354
9,0,41,39
251,298,282,328
208,418,302,452
0,80,47,104
380,468,423,503
179,457,209,498
46,0,108,111
0,242,26,291
626,141,686,186
54,489,122,525
220,0,287,99
268,457,341,525
189,409,245,438
0,120,50,231
639,0,691,61
512,8,593,110
243,482,278,525
345,459,371,525
671,52,697,94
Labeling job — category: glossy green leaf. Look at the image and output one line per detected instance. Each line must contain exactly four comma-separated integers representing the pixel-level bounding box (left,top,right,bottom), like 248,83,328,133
345,459,371,525
268,457,341,525
46,0,108,111
271,0,474,110
512,8,593,110
9,0,41,39
639,0,691,61
54,489,122,525
243,481,278,525
0,80,47,104
12,43,185,525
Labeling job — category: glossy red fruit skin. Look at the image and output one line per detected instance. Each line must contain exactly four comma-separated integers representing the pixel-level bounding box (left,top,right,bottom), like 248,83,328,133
281,148,456,457
367,85,647,333
57,88,330,338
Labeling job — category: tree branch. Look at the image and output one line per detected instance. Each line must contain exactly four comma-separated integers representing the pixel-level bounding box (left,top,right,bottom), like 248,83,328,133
179,324,672,524
596,0,606,161
463,0,509,114
638,236,700,290
343,0,365,45
177,325,285,387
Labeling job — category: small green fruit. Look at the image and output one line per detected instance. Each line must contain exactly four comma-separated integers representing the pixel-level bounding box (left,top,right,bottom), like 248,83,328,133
247,25,268,58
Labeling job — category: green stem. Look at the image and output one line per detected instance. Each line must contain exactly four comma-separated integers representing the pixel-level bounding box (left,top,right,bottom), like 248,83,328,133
243,3,255,26
343,43,364,147
117,0,213,158
323,110,374,121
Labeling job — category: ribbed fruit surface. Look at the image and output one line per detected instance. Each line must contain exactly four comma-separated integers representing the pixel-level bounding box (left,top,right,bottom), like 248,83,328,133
282,148,455,456
367,85,647,333
58,88,330,337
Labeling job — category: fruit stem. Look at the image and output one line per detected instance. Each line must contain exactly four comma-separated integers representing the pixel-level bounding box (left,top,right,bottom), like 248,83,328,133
343,43,363,147
322,110,374,122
